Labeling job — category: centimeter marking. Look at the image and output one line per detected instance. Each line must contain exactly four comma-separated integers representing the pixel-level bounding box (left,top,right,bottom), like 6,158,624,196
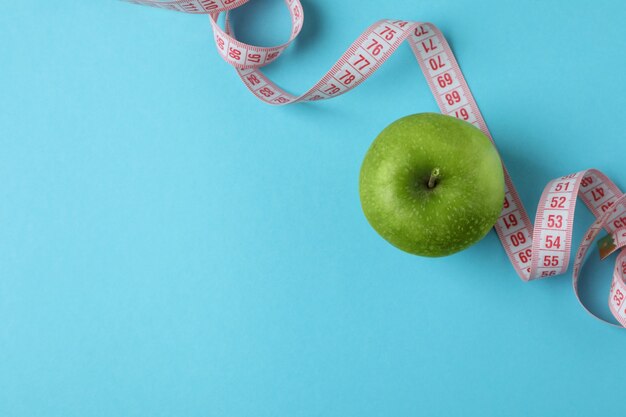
124,0,626,327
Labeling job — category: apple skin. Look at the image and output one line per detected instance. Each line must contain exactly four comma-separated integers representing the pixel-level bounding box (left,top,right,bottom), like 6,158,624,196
359,113,505,257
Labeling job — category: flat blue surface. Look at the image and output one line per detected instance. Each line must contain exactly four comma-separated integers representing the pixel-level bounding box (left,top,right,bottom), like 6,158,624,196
2,0,626,416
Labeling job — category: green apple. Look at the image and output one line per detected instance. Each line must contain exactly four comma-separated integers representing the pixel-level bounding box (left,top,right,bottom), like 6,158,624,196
359,113,504,257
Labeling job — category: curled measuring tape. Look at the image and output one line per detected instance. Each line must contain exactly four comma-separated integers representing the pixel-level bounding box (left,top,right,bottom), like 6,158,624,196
125,0,626,327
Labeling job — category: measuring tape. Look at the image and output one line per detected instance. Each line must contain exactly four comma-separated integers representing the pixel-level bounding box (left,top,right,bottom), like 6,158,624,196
124,0,626,327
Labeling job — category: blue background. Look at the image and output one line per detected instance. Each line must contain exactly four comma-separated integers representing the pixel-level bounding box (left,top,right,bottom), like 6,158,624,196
2,0,626,415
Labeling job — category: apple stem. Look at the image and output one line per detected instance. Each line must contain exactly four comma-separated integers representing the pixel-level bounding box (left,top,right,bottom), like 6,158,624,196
428,168,440,189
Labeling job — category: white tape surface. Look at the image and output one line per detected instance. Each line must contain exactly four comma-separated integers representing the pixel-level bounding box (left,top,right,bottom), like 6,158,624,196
125,0,626,326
